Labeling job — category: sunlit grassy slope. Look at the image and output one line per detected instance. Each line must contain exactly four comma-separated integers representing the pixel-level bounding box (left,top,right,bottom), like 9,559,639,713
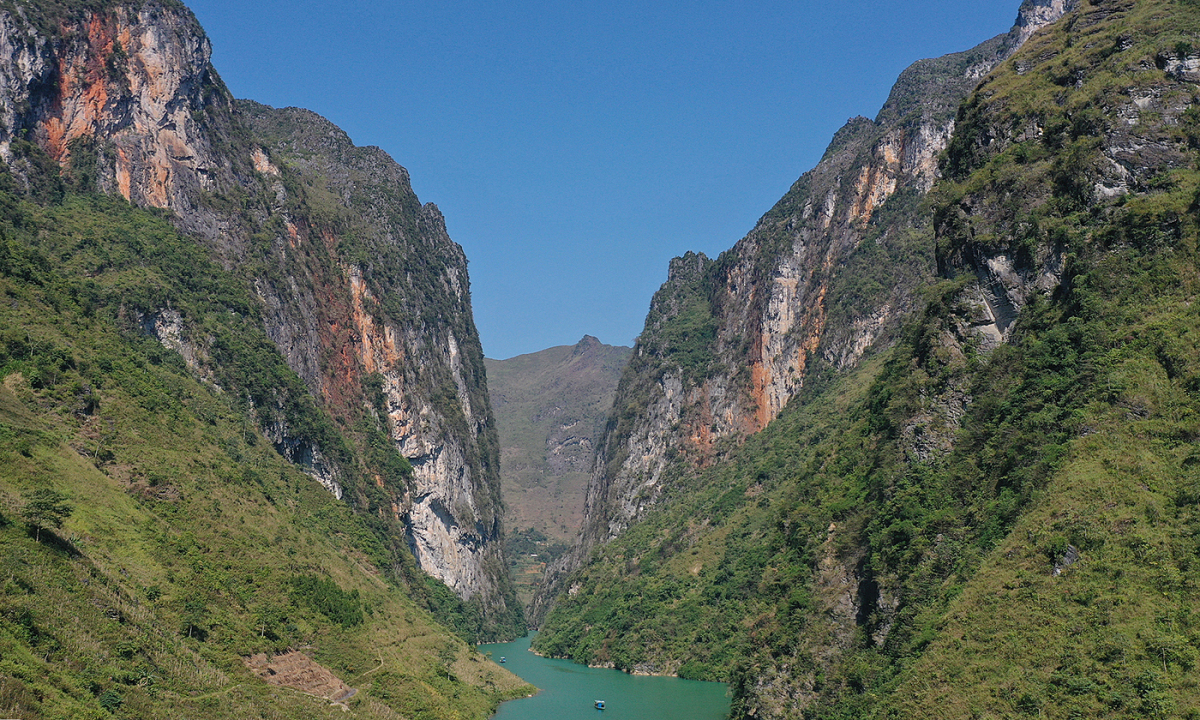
0,189,532,719
536,0,1200,716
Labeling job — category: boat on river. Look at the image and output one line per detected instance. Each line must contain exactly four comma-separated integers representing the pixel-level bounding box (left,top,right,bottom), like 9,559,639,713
595,700,605,710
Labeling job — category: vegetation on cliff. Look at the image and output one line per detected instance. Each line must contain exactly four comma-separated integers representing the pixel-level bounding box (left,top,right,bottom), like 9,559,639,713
0,183,532,718
537,0,1200,716
233,102,523,638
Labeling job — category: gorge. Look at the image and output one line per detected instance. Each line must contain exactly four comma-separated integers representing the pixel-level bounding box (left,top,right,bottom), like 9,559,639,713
4,0,1200,719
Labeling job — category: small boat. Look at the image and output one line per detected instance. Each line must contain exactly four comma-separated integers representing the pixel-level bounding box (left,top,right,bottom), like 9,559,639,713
499,656,507,663
595,700,606,710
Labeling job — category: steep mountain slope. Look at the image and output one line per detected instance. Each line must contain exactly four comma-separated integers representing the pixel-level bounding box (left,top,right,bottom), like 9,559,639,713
235,101,515,628
0,0,520,635
485,336,631,604
0,193,531,718
536,0,1200,717
531,0,1080,623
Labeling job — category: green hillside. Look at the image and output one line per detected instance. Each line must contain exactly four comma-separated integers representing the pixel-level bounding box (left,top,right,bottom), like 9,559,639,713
0,187,531,718
535,0,1200,716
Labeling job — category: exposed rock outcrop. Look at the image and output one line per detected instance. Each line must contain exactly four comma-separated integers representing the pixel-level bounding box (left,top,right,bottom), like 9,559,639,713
238,104,510,611
534,0,1078,624
0,0,518,632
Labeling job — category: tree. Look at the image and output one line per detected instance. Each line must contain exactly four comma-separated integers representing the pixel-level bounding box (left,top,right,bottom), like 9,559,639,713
182,599,208,640
254,603,285,638
21,488,73,542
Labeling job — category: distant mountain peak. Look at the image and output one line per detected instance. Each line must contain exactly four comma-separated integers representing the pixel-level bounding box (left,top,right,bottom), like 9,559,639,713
573,334,601,354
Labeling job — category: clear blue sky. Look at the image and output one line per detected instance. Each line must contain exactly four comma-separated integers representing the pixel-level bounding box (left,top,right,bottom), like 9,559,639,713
185,0,1022,359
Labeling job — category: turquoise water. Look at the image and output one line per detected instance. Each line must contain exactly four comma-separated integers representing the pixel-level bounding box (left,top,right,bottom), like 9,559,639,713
481,634,730,720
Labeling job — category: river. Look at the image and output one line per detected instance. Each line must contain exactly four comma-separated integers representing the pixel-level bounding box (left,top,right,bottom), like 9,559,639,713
480,634,730,720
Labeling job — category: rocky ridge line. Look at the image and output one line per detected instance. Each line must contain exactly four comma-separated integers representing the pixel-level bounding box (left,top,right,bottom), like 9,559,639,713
532,0,1079,624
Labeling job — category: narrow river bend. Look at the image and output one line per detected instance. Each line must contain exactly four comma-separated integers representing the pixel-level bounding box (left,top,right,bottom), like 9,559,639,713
481,634,730,720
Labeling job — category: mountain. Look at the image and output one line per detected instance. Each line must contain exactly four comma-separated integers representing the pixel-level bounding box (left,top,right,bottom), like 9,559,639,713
0,0,521,637
535,0,1200,716
484,336,631,605
531,0,1080,624
0,0,529,717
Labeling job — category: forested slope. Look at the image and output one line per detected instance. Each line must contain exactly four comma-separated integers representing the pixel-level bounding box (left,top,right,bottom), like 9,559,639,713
0,190,531,719
536,0,1200,717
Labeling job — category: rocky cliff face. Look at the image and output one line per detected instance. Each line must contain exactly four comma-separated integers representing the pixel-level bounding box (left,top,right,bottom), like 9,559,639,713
938,0,1193,348
0,1,243,226
533,0,1079,622
729,0,1200,713
902,0,1198,458
238,103,510,613
0,0,518,633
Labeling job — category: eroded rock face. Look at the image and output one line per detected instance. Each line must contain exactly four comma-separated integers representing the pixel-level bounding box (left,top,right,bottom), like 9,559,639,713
1011,0,1081,49
237,105,510,611
0,2,516,626
733,2,1200,712
0,3,235,213
534,0,1079,623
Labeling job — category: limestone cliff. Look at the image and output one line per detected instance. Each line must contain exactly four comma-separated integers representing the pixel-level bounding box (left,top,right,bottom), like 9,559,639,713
532,0,1078,622
0,0,519,635
238,103,511,617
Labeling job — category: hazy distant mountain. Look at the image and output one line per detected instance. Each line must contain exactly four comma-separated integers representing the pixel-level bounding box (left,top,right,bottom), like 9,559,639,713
487,336,632,541
486,337,631,605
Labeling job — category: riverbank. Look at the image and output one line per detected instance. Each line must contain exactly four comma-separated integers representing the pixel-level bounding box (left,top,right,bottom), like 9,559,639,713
526,645,684,678
481,634,729,720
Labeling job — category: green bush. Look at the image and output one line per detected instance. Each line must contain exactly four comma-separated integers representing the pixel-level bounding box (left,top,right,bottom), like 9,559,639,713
289,574,364,628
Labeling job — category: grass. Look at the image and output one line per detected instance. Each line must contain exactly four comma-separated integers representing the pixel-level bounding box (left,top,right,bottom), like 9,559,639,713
0,187,533,719
537,1,1200,717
